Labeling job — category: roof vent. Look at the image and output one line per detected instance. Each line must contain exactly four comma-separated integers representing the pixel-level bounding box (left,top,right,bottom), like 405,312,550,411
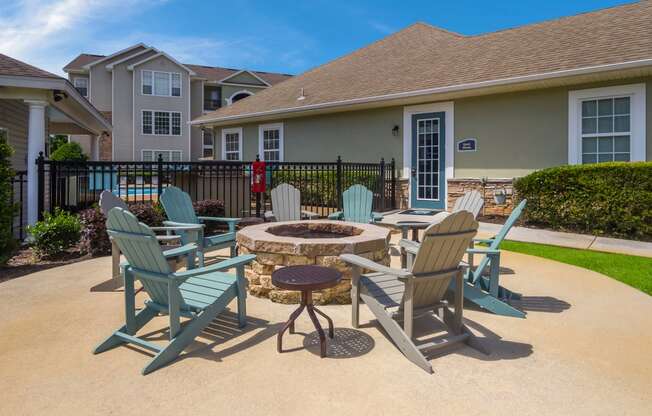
297,88,306,101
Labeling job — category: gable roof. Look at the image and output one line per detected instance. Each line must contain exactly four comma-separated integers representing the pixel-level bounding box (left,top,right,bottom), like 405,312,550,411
218,70,271,86
193,1,652,126
0,53,61,79
126,51,197,75
81,43,147,69
64,54,292,85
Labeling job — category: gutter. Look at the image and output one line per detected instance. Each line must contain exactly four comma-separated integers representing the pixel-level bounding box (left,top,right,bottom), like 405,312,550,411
191,57,652,126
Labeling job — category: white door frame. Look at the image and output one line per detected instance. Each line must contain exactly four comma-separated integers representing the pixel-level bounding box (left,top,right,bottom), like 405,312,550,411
402,102,455,209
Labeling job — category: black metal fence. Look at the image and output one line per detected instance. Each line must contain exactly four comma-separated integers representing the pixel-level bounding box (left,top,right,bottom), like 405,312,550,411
10,170,27,240
37,155,396,219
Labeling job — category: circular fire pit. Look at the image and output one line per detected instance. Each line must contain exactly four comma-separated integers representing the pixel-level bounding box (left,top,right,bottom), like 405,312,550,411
237,220,391,304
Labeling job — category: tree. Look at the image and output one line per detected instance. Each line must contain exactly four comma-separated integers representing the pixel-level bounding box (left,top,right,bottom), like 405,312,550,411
48,134,69,157
50,141,88,162
0,130,16,262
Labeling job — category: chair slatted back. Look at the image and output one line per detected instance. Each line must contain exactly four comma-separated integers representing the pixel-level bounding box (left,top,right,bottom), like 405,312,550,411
408,211,478,309
106,208,175,306
452,190,484,219
99,190,128,217
490,199,527,250
160,186,199,225
342,184,373,223
271,183,301,221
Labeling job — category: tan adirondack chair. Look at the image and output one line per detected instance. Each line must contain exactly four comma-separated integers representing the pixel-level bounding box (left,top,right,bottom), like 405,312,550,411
265,183,319,221
452,190,484,218
340,211,488,373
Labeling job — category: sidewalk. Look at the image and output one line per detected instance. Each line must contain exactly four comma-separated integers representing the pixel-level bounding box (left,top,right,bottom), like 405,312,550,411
479,222,652,258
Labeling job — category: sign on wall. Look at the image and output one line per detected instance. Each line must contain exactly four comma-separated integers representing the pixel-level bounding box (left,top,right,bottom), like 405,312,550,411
457,138,477,152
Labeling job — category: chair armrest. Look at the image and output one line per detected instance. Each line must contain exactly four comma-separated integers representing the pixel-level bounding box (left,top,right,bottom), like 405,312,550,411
467,248,501,255
198,216,241,232
473,238,495,245
399,239,420,255
162,221,205,230
301,210,320,219
371,212,384,222
162,243,198,259
173,254,256,280
340,254,412,278
155,234,181,242
264,211,275,221
328,211,343,220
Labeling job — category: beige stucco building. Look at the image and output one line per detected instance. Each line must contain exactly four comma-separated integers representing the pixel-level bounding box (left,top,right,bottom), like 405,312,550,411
63,44,291,162
193,2,652,211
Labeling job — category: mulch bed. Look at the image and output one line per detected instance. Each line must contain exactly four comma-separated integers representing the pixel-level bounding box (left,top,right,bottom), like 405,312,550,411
0,245,91,284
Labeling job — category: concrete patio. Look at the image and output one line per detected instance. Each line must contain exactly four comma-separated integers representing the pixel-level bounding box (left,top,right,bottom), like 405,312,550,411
1,235,651,416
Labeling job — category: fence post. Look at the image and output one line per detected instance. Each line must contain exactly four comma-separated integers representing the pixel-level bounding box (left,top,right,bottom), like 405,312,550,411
254,155,262,217
390,158,396,209
379,157,386,211
37,152,45,221
336,155,342,210
156,153,164,199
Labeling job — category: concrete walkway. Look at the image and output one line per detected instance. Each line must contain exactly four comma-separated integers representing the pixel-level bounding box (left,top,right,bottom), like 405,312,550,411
479,222,652,258
1,239,651,415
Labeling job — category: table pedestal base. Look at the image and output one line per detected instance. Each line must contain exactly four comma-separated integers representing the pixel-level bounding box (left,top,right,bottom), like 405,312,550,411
277,291,334,358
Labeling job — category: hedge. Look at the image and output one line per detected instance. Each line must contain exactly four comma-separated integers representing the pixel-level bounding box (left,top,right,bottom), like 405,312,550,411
513,162,652,240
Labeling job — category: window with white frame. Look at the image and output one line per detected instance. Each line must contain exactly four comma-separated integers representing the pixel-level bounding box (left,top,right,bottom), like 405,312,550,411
202,130,214,159
222,127,242,161
142,110,181,136
73,78,88,97
258,123,283,161
142,149,182,162
569,84,646,165
142,70,181,97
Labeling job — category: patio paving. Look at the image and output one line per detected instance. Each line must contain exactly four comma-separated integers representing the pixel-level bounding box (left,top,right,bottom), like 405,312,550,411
1,234,651,415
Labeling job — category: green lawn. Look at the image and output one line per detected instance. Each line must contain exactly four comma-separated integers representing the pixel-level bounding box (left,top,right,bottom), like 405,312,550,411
501,240,652,296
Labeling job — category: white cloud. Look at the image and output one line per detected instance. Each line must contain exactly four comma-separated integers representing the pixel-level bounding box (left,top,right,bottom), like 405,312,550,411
0,0,165,75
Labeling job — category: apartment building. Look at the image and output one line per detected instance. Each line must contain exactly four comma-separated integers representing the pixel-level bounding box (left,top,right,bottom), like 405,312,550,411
63,43,291,161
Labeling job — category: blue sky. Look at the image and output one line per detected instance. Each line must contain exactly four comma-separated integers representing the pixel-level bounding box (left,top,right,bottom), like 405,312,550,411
0,0,634,76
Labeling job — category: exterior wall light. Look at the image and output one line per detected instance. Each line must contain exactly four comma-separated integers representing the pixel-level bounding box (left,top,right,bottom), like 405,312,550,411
392,125,400,136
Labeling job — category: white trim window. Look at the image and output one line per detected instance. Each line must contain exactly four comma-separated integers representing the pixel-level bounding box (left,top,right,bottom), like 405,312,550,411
73,77,88,97
142,70,182,97
568,84,646,164
202,130,214,159
221,127,243,161
142,149,182,162
226,89,254,106
142,110,182,136
258,123,283,161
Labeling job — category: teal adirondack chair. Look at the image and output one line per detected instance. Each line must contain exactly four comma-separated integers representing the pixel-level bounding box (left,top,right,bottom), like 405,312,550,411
460,199,528,318
328,184,383,223
93,207,255,375
160,186,240,267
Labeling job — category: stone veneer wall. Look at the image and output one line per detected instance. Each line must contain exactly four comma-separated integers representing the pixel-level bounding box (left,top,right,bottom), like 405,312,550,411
396,178,516,216
238,246,390,305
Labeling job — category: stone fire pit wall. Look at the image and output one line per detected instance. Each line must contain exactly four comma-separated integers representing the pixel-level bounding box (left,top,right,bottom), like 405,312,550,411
237,220,391,304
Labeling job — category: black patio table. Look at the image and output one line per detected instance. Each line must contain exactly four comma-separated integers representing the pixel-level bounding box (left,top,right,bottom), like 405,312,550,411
272,265,342,358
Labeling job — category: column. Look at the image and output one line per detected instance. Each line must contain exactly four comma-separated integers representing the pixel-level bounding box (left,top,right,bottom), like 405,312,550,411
25,100,47,226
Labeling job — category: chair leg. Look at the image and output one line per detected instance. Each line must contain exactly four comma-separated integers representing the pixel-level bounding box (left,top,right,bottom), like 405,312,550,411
236,266,247,328
360,291,432,373
350,266,361,328
111,240,123,288
94,306,158,354
197,250,205,268
462,281,526,318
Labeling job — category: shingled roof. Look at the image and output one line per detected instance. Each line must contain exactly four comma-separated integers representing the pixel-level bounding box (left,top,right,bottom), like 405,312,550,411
194,1,652,125
0,53,61,79
63,53,291,85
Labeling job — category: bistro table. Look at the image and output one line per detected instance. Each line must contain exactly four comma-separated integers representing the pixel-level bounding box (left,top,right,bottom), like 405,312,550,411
272,265,342,358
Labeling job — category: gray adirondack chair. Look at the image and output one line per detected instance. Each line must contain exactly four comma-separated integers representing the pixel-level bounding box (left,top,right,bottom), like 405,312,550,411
160,186,240,267
452,190,484,218
340,211,487,373
98,190,197,289
461,199,528,318
264,183,319,221
328,184,383,223
93,207,255,375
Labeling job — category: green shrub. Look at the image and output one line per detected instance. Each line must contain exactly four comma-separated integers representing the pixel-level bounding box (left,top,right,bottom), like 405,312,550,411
50,142,88,162
28,208,81,257
513,162,652,240
0,131,16,263
79,207,111,256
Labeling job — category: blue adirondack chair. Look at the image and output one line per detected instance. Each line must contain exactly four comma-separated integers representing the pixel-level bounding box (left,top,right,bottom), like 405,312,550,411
93,207,255,375
460,199,528,318
160,186,240,267
328,184,383,223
